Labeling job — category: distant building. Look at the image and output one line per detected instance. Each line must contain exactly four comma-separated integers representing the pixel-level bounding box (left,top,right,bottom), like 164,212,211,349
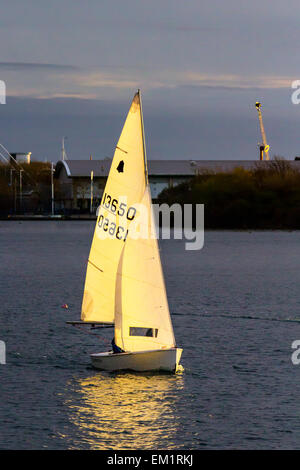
10,152,31,164
54,159,300,212
55,159,201,211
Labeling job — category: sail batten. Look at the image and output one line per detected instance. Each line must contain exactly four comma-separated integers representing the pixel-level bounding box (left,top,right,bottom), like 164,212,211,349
88,259,103,273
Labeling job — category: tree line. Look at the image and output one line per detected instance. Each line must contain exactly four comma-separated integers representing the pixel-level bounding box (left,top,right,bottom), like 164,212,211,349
0,161,55,215
158,158,300,229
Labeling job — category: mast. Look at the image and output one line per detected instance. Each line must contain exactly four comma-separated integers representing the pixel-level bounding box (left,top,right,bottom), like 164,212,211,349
51,162,54,216
138,89,149,185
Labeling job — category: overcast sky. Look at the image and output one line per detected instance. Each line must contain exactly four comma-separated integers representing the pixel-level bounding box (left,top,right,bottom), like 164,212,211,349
0,0,299,161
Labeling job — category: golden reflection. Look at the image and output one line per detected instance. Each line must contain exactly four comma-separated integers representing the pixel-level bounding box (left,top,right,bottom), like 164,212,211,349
67,372,184,450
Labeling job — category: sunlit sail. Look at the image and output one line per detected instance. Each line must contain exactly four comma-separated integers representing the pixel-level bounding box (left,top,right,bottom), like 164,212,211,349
114,186,176,352
69,90,183,372
81,92,146,324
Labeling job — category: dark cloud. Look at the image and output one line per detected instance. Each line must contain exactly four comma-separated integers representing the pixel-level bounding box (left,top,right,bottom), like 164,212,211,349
0,89,298,163
0,62,79,71
0,1,298,162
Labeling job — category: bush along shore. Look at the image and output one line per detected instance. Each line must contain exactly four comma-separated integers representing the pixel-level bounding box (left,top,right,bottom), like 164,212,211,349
158,158,300,229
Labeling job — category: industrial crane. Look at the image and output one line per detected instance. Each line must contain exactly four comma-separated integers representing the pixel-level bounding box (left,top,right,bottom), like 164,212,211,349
255,101,270,161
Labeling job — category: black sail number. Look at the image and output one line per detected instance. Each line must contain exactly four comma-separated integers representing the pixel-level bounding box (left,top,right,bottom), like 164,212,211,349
126,207,136,220
104,194,111,209
99,193,137,242
111,199,118,213
98,214,128,242
103,217,109,232
101,193,137,222
118,202,126,217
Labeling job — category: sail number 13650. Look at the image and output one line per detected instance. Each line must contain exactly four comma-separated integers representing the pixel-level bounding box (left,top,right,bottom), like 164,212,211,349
98,192,137,241
102,193,137,220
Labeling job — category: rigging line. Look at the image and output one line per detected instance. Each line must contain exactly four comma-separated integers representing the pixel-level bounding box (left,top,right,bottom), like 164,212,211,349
73,323,110,341
0,150,10,164
0,142,38,187
0,149,38,188
138,89,149,186
91,325,114,329
174,312,300,325
0,142,23,168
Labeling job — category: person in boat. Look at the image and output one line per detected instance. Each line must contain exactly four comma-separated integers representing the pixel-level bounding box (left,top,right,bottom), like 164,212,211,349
111,337,124,354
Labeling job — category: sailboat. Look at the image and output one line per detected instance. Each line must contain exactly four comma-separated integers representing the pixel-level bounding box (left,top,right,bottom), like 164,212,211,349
68,90,183,373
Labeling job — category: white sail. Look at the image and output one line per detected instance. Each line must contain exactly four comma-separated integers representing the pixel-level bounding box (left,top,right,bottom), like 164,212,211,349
114,186,176,352
81,92,146,322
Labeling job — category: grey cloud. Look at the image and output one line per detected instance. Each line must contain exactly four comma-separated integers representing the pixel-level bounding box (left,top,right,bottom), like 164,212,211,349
0,62,79,71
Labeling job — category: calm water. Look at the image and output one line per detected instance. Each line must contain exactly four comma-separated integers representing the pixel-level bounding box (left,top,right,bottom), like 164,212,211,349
1,222,300,449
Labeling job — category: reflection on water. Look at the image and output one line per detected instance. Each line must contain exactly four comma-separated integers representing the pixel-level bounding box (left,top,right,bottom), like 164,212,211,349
5,225,300,449
66,373,185,450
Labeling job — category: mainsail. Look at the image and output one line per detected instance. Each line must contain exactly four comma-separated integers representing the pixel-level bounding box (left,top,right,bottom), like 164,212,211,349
81,92,146,323
81,90,175,353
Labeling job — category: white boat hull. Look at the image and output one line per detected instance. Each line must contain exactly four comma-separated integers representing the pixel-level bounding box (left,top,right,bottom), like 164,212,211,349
90,348,183,373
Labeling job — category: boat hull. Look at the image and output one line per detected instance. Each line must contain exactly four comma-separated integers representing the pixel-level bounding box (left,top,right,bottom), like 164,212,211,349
90,348,183,373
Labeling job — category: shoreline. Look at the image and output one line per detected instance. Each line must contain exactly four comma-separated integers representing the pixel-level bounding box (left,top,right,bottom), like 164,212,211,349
0,216,299,231
2,215,97,221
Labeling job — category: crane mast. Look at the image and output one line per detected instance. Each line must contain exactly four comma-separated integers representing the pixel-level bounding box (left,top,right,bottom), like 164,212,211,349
255,101,270,161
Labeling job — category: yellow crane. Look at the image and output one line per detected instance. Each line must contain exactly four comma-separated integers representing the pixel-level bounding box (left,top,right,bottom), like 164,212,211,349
255,101,270,161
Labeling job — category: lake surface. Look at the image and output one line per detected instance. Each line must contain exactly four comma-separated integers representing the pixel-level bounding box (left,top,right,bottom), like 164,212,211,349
1,222,300,449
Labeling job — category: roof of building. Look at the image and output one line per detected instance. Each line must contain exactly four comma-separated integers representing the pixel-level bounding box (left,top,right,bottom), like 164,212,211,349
55,159,300,178
56,159,112,178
